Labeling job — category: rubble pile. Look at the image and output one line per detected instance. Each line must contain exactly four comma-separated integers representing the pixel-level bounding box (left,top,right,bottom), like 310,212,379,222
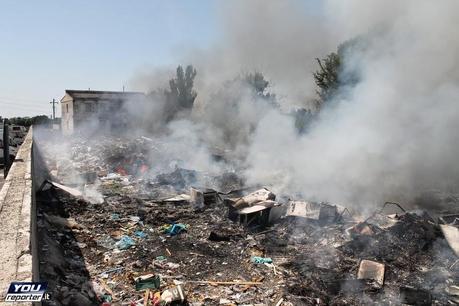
36,135,459,305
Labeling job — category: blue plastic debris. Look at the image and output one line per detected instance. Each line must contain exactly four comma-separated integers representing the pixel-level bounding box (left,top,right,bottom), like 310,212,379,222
115,235,135,250
251,256,273,264
134,230,147,238
163,223,188,236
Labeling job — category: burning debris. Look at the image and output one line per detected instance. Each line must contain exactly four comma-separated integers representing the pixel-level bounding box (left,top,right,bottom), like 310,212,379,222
2,1,459,305
32,133,459,306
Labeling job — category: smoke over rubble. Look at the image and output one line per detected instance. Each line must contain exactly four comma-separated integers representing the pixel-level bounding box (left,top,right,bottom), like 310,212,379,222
28,3,459,304
244,0,459,206
130,0,459,208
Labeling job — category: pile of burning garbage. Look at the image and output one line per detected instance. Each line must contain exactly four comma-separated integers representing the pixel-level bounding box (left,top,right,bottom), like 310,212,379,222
35,135,459,305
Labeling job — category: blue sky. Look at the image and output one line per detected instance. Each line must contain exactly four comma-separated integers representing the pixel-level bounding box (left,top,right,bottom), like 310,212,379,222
0,1,219,117
0,0,323,118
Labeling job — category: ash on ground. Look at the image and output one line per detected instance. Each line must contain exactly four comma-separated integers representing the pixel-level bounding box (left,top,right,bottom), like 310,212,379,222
35,134,459,306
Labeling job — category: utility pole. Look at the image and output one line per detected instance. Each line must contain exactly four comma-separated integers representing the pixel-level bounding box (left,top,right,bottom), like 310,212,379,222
49,98,58,120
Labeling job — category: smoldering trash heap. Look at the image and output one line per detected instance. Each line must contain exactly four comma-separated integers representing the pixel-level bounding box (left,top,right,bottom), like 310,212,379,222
33,130,459,305
33,1,459,305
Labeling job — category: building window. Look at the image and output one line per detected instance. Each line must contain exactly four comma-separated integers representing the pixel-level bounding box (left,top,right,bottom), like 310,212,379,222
66,104,69,113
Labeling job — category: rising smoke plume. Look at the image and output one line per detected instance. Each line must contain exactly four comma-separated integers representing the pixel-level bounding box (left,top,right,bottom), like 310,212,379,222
130,0,459,209
246,0,459,208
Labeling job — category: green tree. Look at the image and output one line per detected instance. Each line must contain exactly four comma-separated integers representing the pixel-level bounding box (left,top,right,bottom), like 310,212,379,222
204,71,278,147
7,115,50,127
166,65,197,112
313,52,341,107
244,72,270,97
242,72,277,107
313,38,363,109
31,115,51,125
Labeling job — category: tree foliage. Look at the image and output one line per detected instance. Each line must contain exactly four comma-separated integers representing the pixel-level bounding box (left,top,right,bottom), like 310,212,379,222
242,72,277,107
7,115,50,127
203,71,277,148
313,52,341,107
166,65,197,113
244,72,270,97
313,38,363,109
146,64,198,124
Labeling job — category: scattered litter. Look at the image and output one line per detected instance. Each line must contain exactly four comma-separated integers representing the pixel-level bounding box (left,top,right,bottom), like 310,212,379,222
208,231,232,242
96,235,117,249
35,135,459,305
440,224,459,257
251,256,273,264
115,235,136,250
40,180,83,197
357,259,385,286
160,285,185,303
219,298,232,304
44,213,82,229
236,205,272,227
129,216,141,223
190,187,204,210
99,267,124,275
446,285,459,303
135,274,161,291
134,230,147,238
439,214,459,225
233,188,276,209
274,297,284,306
286,201,339,224
163,194,191,203
76,242,87,249
162,223,188,236
166,262,180,269
186,280,263,286
346,222,380,237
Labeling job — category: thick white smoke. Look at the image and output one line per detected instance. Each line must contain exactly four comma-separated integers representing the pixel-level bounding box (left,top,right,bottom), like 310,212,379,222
131,0,335,110
130,0,459,209
245,0,459,207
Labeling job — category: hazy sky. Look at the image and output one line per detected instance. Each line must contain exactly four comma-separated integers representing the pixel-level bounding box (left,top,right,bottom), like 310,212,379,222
0,1,219,117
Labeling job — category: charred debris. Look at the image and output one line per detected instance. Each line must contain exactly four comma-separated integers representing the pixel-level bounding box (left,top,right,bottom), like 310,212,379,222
36,135,459,306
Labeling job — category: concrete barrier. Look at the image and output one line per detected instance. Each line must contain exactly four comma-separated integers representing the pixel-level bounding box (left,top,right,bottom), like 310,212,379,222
0,128,36,305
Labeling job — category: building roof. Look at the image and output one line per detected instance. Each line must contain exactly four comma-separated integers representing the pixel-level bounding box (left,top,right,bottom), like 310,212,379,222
62,90,145,101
